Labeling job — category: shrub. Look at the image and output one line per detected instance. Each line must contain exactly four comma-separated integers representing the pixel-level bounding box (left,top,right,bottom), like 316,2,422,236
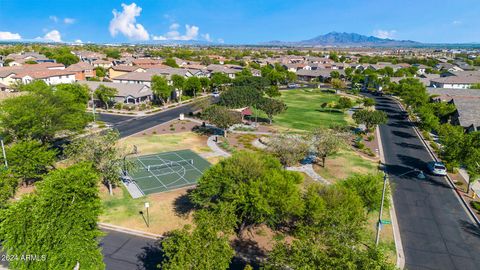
152,131,157,134
366,135,375,141
470,201,480,212
355,141,365,149
113,103,123,110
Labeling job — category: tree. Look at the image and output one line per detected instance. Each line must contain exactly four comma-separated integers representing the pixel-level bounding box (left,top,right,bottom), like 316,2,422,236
267,134,310,167
330,78,346,92
0,162,104,270
105,49,121,59
55,83,90,104
218,86,263,108
164,57,179,68
352,109,388,132
190,151,304,231
199,77,211,93
463,132,480,193
94,85,117,110
470,83,480,89
232,76,269,92
438,124,465,168
184,76,202,97
94,67,107,77
336,97,353,111
65,130,131,195
202,105,241,137
5,139,57,185
160,206,236,270
260,98,287,124
265,85,281,97
311,128,347,167
0,83,91,143
341,173,389,212
0,169,18,208
151,75,171,104
210,73,231,90
171,74,186,95
330,70,341,79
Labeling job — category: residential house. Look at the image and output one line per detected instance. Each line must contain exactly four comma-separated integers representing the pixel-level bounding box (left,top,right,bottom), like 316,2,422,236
108,65,146,79
206,64,242,79
92,59,113,69
79,80,153,105
65,62,95,80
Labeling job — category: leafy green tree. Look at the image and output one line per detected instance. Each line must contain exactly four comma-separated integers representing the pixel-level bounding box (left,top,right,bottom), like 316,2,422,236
352,109,388,132
151,75,171,104
0,162,104,270
5,139,57,185
65,130,131,195
341,173,389,212
190,151,304,231
55,83,90,104
336,97,353,111
105,49,121,59
94,85,118,110
164,58,179,68
260,98,287,124
463,132,480,192
202,105,241,137
160,206,236,270
0,169,18,208
210,73,231,90
330,70,341,79
94,67,107,77
171,74,186,92
0,84,91,143
311,128,347,167
470,83,480,89
438,123,465,168
183,76,202,97
199,77,211,93
265,85,281,97
232,76,269,92
218,86,263,108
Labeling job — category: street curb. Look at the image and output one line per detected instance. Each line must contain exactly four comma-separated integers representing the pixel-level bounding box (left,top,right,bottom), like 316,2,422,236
99,223,163,240
391,97,480,227
376,126,405,269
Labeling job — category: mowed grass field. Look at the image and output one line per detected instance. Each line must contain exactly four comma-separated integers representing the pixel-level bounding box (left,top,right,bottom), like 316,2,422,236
273,89,348,131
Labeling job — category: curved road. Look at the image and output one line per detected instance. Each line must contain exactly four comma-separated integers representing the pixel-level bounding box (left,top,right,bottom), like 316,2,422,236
374,95,480,270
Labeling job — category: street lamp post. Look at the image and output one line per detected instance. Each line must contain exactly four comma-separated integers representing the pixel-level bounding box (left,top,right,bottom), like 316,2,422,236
375,173,388,246
145,202,150,227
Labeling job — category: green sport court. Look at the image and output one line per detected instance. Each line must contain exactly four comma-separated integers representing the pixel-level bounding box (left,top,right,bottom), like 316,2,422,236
123,149,211,198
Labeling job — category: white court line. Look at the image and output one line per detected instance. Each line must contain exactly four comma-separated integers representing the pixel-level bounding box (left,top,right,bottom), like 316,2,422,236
172,152,204,175
137,157,169,190
155,156,190,187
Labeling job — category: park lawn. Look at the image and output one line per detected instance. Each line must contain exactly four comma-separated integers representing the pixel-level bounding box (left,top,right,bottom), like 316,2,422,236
117,132,211,155
313,148,379,183
273,89,348,131
99,185,193,234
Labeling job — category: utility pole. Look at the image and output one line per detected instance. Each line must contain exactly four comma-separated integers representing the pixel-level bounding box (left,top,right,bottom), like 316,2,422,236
375,173,388,246
1,138,7,169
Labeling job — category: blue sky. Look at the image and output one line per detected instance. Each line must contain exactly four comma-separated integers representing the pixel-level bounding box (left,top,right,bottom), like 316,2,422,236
0,0,479,44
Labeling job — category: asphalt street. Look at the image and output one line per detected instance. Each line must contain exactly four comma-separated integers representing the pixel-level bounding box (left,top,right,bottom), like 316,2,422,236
100,230,162,270
374,95,480,270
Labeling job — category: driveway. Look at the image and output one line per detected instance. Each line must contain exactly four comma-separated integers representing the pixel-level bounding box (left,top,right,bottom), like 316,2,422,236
374,95,480,270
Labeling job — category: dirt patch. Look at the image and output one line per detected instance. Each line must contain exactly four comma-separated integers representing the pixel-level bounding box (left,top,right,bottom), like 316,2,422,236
100,185,194,235
139,120,200,135
119,132,210,155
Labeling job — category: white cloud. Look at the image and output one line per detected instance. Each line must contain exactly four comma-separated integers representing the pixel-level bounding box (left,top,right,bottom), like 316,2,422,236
36,30,62,42
0,31,22,40
373,29,397,39
49,15,58,23
64,18,76,24
452,20,462,25
217,38,224,44
152,23,201,41
74,39,83,43
109,3,149,41
201,33,212,42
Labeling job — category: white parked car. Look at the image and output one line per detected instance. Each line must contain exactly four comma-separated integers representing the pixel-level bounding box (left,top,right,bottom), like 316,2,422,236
212,91,220,97
428,162,447,176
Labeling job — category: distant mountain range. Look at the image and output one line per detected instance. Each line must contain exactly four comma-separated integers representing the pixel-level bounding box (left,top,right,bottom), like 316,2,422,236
262,32,421,47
